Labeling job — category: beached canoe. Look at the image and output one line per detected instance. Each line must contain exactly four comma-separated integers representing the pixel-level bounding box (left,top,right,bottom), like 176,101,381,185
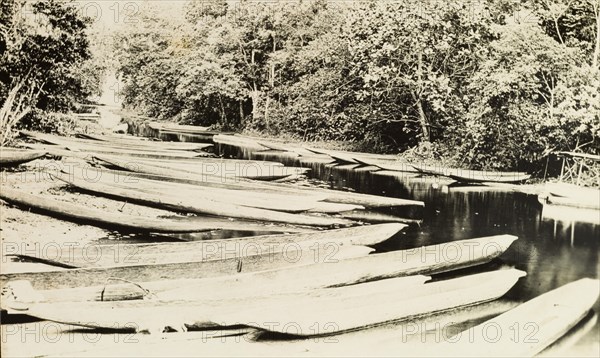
353,157,419,173
437,278,600,357
303,147,359,164
0,148,46,167
213,134,268,152
542,182,600,210
0,186,311,233
73,166,321,198
545,194,600,210
20,131,211,156
151,156,285,167
54,174,352,227
539,200,600,224
256,141,295,152
410,164,530,183
57,133,214,152
85,162,425,208
6,223,405,269
60,168,328,212
93,155,308,181
129,158,310,181
23,143,214,161
23,142,210,160
26,302,518,358
339,210,422,224
4,234,515,303
148,122,211,134
0,245,375,293
4,269,525,334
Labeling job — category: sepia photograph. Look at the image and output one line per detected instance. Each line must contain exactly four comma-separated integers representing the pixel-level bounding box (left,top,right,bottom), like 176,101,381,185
0,0,599,357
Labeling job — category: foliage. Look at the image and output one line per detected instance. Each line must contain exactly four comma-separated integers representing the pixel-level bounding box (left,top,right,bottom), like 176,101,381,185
113,0,600,169
0,0,101,143
19,108,77,135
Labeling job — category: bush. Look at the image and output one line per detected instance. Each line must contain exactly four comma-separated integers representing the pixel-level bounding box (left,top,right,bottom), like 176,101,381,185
18,109,78,135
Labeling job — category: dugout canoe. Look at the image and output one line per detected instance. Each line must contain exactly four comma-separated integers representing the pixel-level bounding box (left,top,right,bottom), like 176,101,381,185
60,168,328,213
151,156,285,167
539,200,600,224
437,278,600,357
4,269,525,334
303,147,359,164
60,133,214,152
85,163,425,208
128,158,310,181
353,157,419,173
23,143,215,161
0,148,46,167
339,210,422,224
6,223,405,269
4,234,515,303
93,155,308,181
20,131,210,158
544,194,600,210
35,302,519,358
542,183,600,210
213,134,268,151
410,164,530,183
75,133,214,151
0,186,311,234
23,142,210,160
54,174,352,227
0,244,375,294
73,166,322,198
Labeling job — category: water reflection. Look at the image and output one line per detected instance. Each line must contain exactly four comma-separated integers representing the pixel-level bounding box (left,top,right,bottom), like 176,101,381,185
217,143,600,352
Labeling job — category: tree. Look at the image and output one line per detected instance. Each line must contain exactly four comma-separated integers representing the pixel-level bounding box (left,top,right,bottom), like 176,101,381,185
0,0,97,144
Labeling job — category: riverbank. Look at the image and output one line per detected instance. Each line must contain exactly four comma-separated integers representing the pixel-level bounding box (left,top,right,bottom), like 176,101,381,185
1,127,599,357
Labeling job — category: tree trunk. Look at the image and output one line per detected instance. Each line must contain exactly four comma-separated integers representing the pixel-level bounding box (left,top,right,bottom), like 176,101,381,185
218,94,226,126
264,95,270,128
239,100,244,126
416,96,430,142
251,85,261,121
415,51,430,142
593,6,600,70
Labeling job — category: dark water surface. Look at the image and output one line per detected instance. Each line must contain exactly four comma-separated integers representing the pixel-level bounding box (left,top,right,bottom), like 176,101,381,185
217,143,600,354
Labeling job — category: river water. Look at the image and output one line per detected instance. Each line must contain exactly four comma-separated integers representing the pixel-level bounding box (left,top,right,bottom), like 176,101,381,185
212,142,600,355
125,128,599,354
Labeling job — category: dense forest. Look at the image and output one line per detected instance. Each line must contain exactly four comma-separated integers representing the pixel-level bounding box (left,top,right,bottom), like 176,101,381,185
1,0,599,172
1,0,107,143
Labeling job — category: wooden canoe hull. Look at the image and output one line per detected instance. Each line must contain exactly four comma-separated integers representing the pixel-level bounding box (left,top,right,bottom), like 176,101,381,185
3,234,516,302
0,149,46,166
5,223,406,269
0,186,310,234
6,269,525,334
438,278,600,357
54,174,353,227
0,245,375,293
411,164,530,183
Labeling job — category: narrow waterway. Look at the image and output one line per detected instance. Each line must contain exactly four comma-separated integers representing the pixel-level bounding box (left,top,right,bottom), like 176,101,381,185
123,127,599,353
214,141,600,354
